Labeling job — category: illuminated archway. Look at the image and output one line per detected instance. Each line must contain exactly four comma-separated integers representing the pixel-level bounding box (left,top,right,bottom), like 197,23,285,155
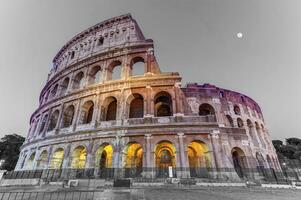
123,142,143,177
155,141,176,177
95,144,113,169
71,146,87,169
187,141,211,178
37,150,48,169
50,148,64,169
231,147,248,178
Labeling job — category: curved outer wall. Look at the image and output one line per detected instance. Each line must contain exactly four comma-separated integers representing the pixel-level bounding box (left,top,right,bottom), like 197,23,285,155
15,14,281,180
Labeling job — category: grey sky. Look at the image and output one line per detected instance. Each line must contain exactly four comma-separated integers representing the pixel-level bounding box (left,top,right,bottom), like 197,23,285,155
0,0,300,141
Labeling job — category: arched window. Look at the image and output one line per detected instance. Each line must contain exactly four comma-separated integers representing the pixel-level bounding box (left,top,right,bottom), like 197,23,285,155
79,101,94,124
98,37,104,46
130,57,145,76
234,105,241,115
47,110,59,131
105,97,117,121
60,77,70,96
129,94,144,118
61,105,75,128
107,60,122,81
37,150,48,169
39,114,48,134
231,147,247,178
71,146,87,169
198,103,215,116
226,115,234,127
72,72,85,90
87,66,102,85
154,92,173,117
50,84,58,99
70,51,75,59
237,118,244,127
50,148,64,169
26,153,36,170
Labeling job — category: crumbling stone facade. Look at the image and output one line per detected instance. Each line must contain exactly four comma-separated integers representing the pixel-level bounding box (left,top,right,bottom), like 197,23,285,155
15,14,281,181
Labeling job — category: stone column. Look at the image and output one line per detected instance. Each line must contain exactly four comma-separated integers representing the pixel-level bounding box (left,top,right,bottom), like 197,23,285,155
92,93,100,127
177,133,189,178
55,103,64,134
143,134,153,178
85,141,94,169
113,136,121,178
61,144,71,179
72,100,81,131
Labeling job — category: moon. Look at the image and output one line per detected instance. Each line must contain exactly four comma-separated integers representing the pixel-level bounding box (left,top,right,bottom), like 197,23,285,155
237,32,243,38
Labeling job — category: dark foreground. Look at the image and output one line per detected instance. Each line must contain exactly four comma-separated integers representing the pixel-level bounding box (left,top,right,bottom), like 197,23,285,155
0,187,300,200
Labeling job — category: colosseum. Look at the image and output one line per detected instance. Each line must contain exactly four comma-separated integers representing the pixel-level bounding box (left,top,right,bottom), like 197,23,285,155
13,14,282,182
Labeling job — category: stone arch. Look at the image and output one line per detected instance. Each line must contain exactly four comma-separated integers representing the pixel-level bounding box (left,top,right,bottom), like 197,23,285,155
61,105,75,128
198,103,215,116
123,142,143,177
37,150,48,169
72,71,85,90
226,115,234,127
71,145,87,169
237,118,244,128
38,114,48,135
130,56,145,76
47,110,59,131
95,143,114,169
154,140,176,177
103,96,117,121
247,119,259,146
50,148,64,169
60,77,70,96
26,152,36,169
87,65,102,85
128,93,144,118
256,152,267,178
231,147,248,178
187,140,211,178
78,100,94,124
154,91,173,117
50,84,58,99
107,60,122,80
234,105,241,115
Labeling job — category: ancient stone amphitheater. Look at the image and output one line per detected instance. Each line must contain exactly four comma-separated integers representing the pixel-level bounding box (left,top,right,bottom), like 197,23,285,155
13,14,281,181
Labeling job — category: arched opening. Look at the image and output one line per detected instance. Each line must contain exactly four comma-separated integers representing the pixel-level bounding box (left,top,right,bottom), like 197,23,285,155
71,146,87,169
87,66,102,85
155,141,176,178
47,110,59,131
199,103,215,116
60,77,70,96
72,71,85,90
50,148,64,169
231,147,247,179
130,57,145,76
61,105,75,128
79,101,94,124
37,150,48,169
107,60,122,81
237,118,244,128
256,152,267,178
123,142,143,177
154,91,173,117
97,37,104,46
247,119,259,146
38,114,48,135
95,144,114,178
104,97,117,121
234,105,241,115
26,153,36,169
188,141,211,178
267,155,278,181
226,115,234,127
50,84,58,99
129,94,144,118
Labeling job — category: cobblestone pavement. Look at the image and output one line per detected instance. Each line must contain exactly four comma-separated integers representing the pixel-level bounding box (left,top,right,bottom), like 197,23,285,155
0,187,300,200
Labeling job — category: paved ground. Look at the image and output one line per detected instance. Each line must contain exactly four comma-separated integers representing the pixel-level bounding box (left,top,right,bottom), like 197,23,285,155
0,187,300,200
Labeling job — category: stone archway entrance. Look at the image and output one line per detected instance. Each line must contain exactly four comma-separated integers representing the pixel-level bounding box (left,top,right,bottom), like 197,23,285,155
95,144,114,178
187,141,210,178
123,142,143,177
231,147,248,179
155,141,176,178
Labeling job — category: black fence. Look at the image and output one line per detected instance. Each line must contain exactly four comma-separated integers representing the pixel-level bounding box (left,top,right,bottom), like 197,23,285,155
2,167,294,184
